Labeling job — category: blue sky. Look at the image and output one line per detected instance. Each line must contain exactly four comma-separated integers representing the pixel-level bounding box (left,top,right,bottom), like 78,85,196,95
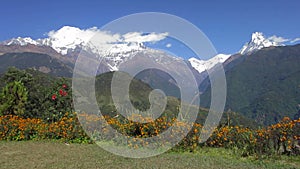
1,0,299,55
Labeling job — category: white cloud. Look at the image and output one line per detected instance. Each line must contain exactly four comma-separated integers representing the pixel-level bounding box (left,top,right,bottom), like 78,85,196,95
48,26,121,44
267,35,290,43
123,32,168,43
45,26,122,54
266,35,300,44
48,26,168,46
166,43,172,48
291,38,300,43
45,26,169,55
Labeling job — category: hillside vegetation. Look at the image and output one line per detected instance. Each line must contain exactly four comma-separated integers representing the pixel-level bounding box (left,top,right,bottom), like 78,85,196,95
201,45,300,125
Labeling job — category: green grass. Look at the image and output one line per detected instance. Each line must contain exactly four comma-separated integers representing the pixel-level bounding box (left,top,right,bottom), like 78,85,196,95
0,141,299,169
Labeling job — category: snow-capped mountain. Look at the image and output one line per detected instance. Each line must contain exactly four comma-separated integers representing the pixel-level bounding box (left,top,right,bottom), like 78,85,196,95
99,43,147,71
188,54,231,74
3,26,230,74
3,26,147,56
1,27,292,75
239,32,283,55
188,31,293,74
6,37,39,46
2,26,150,71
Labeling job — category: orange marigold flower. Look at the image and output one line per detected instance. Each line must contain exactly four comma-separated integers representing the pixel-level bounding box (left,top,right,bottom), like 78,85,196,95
282,116,290,122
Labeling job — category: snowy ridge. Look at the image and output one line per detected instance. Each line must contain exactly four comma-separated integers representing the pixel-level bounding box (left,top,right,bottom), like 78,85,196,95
103,44,147,71
2,26,232,74
3,26,149,56
239,32,283,55
3,28,293,74
188,54,231,73
6,37,39,46
189,32,292,73
2,26,150,71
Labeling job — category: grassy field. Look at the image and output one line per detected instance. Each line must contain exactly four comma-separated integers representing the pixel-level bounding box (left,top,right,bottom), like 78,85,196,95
0,141,299,169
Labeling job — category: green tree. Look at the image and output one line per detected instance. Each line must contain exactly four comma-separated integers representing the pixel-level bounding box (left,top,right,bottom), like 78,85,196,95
0,81,28,116
0,67,53,118
1,67,37,117
3,67,33,86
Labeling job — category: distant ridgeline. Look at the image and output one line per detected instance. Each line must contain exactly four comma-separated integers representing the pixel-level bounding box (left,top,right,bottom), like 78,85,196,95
201,44,300,126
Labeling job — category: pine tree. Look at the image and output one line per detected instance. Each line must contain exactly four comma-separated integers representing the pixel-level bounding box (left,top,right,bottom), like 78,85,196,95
0,81,28,116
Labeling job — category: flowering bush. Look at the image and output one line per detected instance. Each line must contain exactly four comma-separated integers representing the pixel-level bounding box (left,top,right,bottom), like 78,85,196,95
206,117,300,156
0,111,299,156
0,112,89,143
44,80,73,122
